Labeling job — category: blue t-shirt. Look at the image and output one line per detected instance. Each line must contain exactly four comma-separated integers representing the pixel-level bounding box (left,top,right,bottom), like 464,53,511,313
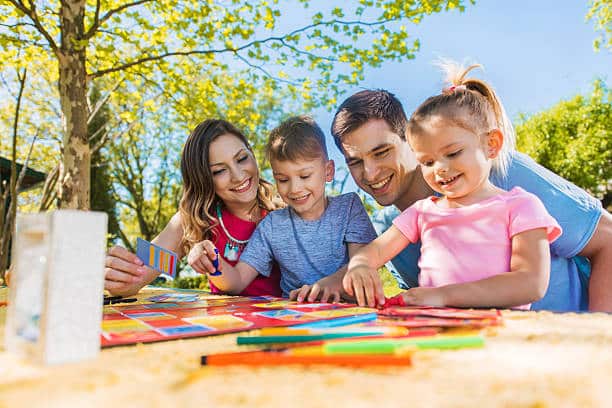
372,151,602,312
240,192,378,296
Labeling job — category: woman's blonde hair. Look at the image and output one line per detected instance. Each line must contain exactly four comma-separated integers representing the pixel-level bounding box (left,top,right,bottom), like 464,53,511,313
408,60,515,176
178,119,280,256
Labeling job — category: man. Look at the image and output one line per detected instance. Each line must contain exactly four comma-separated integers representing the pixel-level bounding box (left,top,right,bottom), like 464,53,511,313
331,89,612,312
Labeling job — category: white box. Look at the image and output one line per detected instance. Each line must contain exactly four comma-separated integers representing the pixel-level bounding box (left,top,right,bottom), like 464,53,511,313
5,210,108,365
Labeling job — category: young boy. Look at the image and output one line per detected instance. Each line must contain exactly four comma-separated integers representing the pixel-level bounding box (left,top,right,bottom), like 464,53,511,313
190,115,377,299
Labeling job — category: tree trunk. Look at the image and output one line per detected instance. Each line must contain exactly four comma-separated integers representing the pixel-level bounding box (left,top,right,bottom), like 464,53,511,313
57,1,90,210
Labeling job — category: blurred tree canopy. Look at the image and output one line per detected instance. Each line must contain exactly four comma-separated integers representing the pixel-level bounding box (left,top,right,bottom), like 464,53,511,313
587,0,611,52
516,80,611,209
1,0,471,210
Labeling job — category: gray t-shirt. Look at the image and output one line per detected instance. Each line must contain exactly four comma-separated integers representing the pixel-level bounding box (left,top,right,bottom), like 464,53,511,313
240,192,377,296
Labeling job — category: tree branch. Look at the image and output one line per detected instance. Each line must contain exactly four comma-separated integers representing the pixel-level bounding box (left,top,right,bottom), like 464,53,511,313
39,164,59,211
235,53,298,85
7,0,58,52
84,0,154,40
88,77,125,125
88,18,394,79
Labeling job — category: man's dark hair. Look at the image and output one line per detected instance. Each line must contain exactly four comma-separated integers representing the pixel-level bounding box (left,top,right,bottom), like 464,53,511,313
330,89,408,151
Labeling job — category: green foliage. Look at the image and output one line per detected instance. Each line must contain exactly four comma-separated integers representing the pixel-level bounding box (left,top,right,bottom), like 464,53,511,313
380,266,402,297
587,0,611,52
1,0,469,232
516,80,611,209
172,275,210,291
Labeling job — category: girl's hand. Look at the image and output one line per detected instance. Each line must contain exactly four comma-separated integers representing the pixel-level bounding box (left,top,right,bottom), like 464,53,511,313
343,264,384,308
187,240,220,275
104,245,153,297
401,287,447,307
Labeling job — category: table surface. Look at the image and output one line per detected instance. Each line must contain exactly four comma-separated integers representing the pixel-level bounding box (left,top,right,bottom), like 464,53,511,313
1,287,611,408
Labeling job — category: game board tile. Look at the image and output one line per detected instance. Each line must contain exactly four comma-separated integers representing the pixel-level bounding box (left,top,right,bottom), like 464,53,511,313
144,319,188,328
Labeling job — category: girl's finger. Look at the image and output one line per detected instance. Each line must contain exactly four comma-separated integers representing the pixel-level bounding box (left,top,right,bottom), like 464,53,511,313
342,275,355,296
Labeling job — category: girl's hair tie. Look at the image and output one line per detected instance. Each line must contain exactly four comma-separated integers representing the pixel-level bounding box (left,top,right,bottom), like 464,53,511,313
443,84,467,94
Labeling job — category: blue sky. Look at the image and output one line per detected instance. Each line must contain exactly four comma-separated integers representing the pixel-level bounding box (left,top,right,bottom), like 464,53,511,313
314,0,611,172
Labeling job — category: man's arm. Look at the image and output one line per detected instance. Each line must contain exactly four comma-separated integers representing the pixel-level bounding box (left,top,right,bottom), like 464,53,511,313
580,210,612,312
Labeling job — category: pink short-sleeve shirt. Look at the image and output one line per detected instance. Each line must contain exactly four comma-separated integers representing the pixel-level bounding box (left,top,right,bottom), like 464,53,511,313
392,187,562,309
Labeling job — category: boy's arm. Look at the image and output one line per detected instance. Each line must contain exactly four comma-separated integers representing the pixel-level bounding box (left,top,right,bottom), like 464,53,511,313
413,228,550,308
187,240,259,295
289,242,365,303
580,210,612,311
345,226,411,307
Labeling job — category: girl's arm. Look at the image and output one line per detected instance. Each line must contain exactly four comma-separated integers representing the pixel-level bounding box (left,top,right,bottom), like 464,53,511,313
344,226,412,307
187,240,259,295
289,242,366,303
411,228,550,308
105,212,184,296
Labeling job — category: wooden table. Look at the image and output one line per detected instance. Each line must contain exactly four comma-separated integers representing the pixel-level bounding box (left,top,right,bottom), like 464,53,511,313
1,287,611,407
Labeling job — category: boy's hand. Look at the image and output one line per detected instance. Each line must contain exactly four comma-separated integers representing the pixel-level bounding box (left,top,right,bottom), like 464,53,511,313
401,287,446,307
289,273,344,303
187,240,220,275
343,264,385,308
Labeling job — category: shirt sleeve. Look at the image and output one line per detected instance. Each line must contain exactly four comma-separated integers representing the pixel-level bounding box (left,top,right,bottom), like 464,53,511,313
392,203,420,243
238,217,274,277
507,189,562,243
491,152,602,257
344,193,378,244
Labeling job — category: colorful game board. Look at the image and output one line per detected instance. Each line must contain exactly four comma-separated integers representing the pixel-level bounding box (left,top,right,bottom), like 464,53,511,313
101,288,373,347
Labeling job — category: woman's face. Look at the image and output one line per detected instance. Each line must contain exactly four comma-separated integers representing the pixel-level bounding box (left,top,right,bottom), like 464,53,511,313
208,133,259,208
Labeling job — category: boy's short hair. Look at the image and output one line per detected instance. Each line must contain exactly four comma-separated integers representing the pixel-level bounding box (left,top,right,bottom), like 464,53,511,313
266,115,329,162
331,89,408,151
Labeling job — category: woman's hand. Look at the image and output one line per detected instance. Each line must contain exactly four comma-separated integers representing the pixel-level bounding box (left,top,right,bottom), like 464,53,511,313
187,240,220,275
104,245,156,297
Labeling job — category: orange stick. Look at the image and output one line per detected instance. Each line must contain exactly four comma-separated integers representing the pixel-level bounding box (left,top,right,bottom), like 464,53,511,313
201,351,412,367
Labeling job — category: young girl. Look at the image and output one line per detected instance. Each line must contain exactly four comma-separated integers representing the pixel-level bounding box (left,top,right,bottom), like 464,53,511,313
104,119,282,297
344,63,562,309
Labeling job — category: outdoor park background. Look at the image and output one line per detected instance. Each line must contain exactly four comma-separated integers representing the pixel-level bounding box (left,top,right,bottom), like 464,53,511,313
1,0,610,287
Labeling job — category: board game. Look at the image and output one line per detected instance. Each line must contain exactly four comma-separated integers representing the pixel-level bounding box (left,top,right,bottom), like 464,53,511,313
101,288,373,347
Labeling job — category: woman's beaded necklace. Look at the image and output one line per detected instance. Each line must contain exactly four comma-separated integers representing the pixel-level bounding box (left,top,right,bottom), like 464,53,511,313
216,204,249,261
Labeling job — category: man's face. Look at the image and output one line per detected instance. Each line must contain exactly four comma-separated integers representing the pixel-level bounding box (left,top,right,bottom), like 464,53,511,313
341,119,419,207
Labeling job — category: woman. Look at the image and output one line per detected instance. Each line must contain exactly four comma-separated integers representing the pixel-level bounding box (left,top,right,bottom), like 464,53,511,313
104,119,283,297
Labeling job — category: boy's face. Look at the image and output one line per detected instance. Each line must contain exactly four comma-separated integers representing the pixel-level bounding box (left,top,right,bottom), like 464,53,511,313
340,119,419,210
271,156,335,220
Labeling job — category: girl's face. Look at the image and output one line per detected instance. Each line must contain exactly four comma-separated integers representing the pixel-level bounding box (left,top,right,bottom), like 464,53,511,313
208,133,259,209
408,120,500,206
